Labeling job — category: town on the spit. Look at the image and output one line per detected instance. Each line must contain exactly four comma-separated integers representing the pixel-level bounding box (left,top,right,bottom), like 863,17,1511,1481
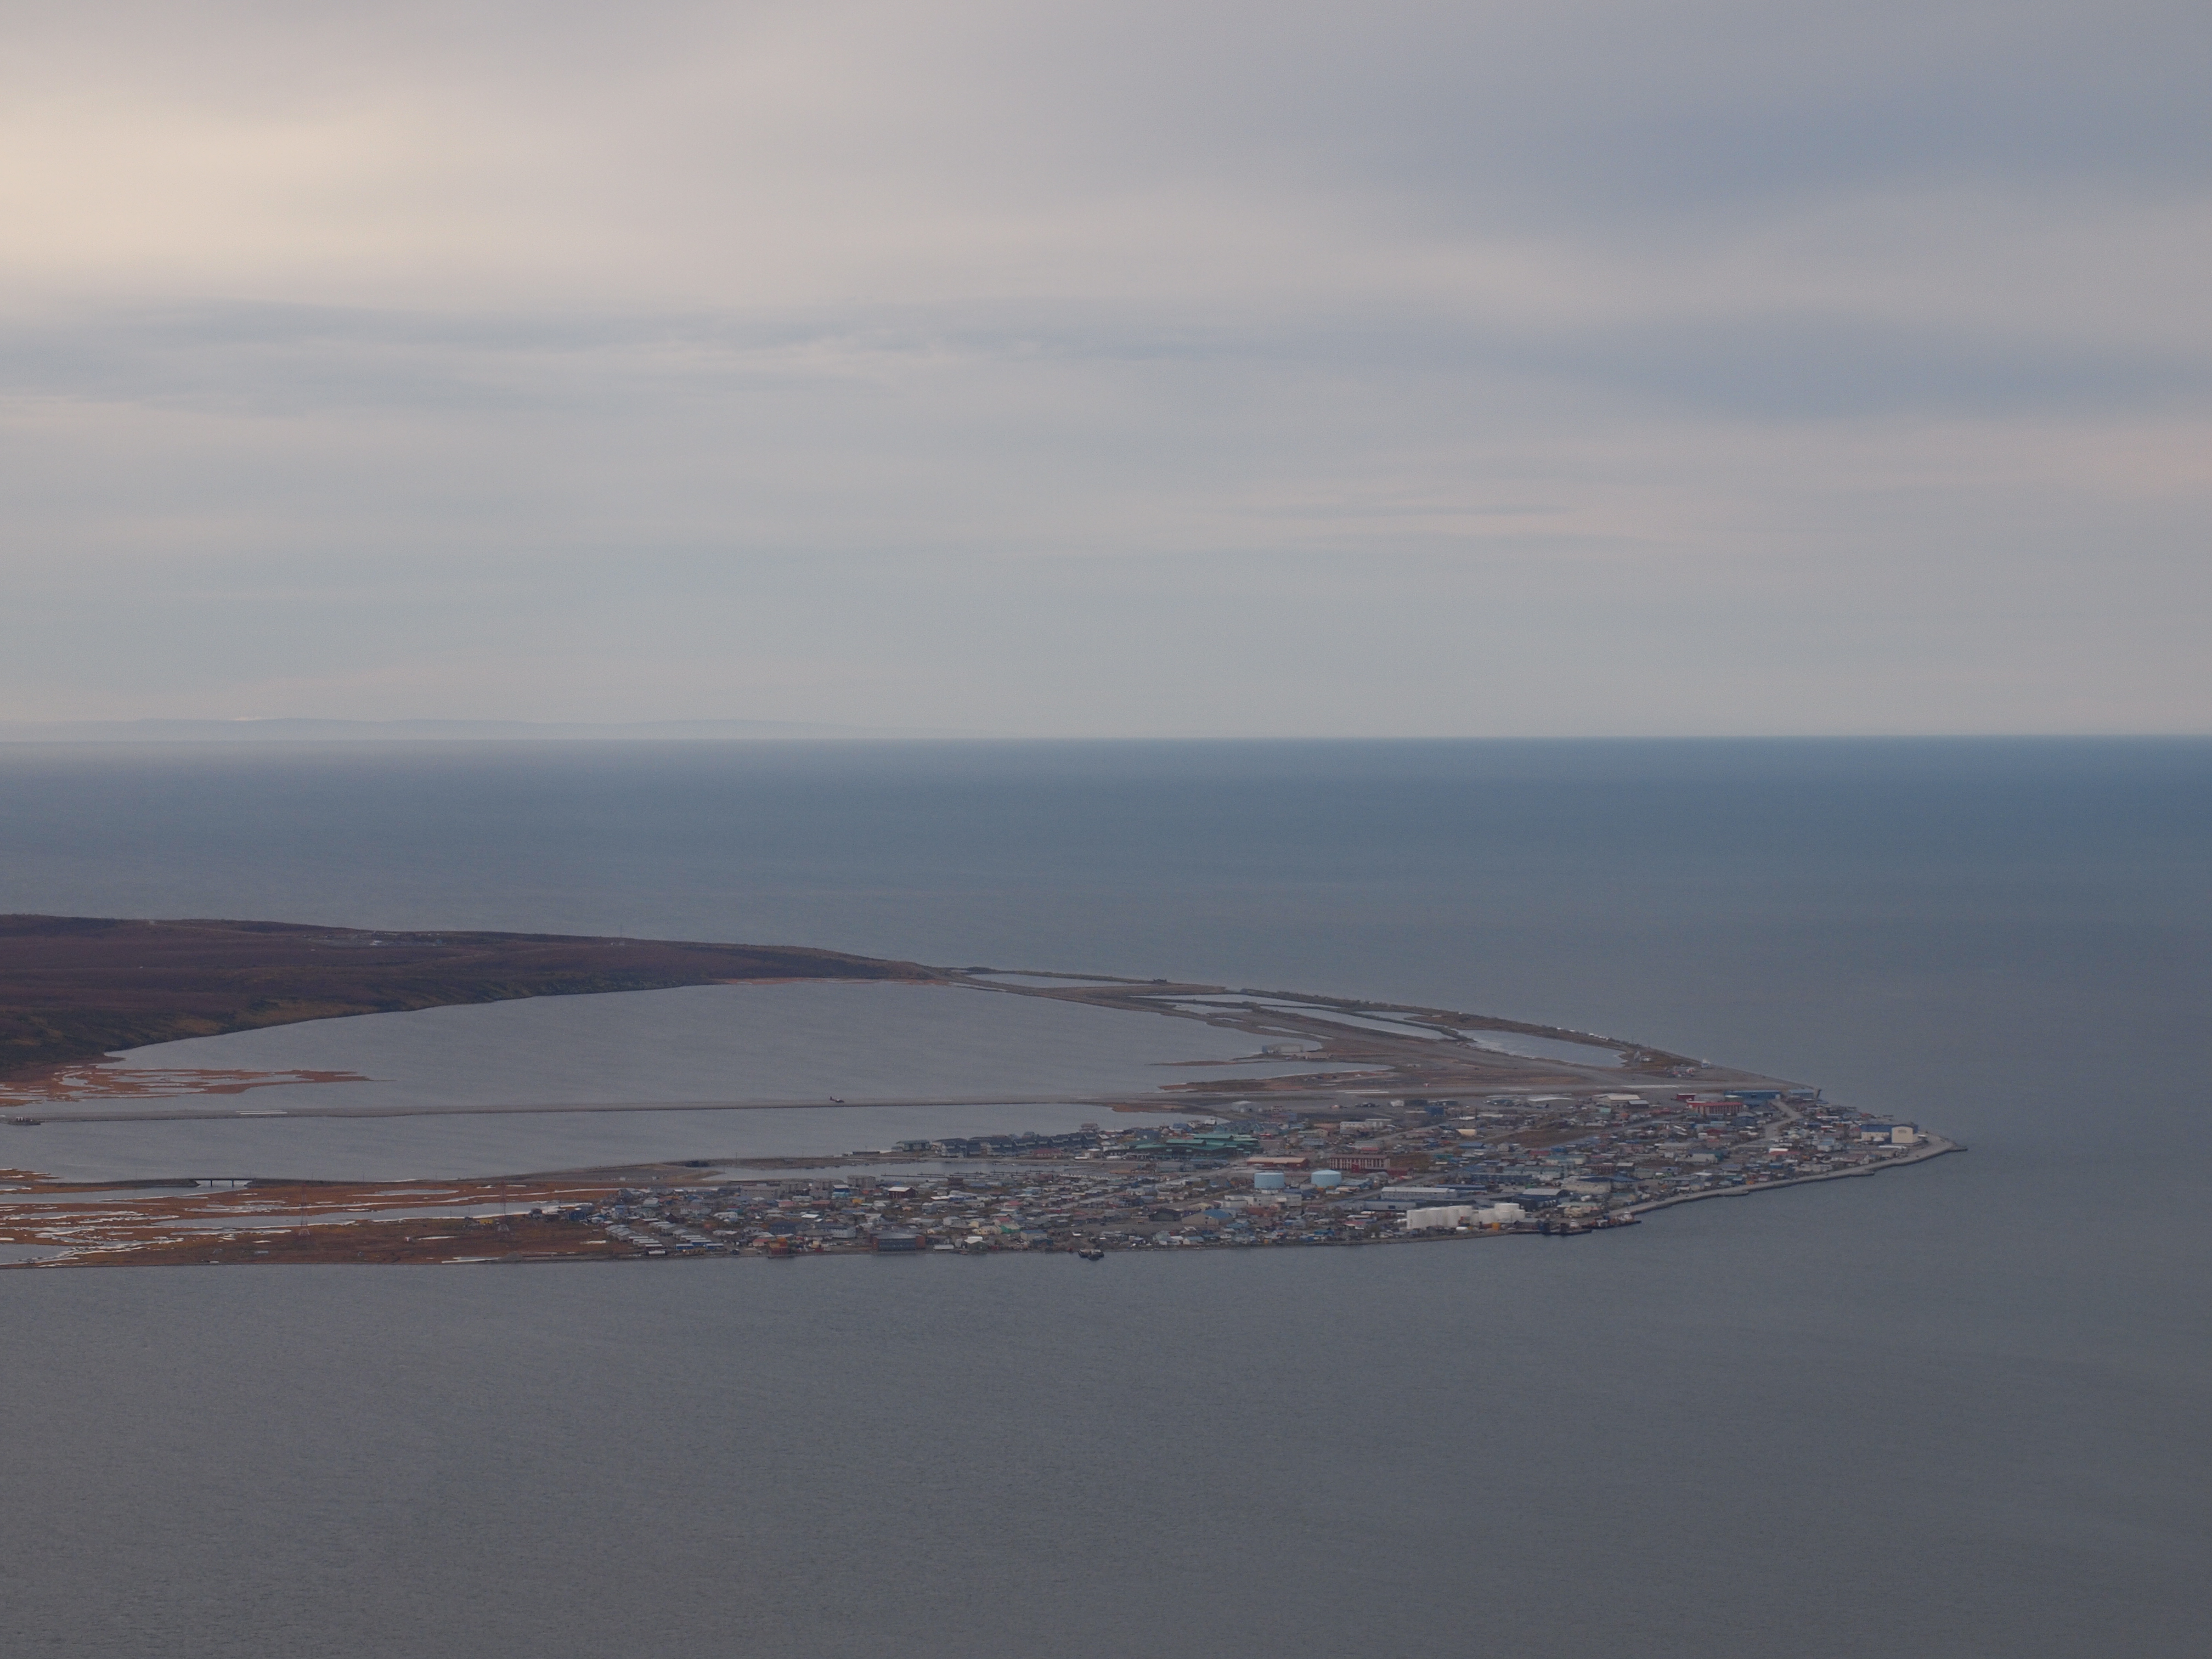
0,968,1961,1267
0,1085,1960,1267
586,1087,1951,1259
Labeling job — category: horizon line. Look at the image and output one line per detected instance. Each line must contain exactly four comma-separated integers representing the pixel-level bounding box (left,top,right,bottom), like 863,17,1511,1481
0,719,2205,745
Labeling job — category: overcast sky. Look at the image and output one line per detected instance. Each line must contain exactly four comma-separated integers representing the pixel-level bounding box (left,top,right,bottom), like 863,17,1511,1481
3,0,2205,736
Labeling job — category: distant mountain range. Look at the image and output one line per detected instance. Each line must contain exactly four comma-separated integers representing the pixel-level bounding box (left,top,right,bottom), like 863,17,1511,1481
0,718,958,742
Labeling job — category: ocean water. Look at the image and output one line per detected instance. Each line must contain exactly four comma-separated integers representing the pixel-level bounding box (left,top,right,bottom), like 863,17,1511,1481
0,737,2205,1658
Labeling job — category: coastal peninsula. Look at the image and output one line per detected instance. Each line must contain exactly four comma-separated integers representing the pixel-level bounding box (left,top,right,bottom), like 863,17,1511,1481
0,918,1959,1266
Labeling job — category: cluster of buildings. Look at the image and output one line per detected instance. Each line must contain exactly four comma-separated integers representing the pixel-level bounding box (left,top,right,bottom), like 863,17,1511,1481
565,1086,1933,1257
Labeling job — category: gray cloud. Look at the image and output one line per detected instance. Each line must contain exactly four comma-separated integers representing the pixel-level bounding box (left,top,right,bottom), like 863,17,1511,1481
7,295,2200,422
0,0,2204,733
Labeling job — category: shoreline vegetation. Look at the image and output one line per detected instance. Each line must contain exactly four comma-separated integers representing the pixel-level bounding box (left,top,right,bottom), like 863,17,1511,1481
0,916,1959,1266
0,915,931,1083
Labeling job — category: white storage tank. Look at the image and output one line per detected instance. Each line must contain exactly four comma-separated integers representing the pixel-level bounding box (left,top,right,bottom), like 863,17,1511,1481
1404,1205,1475,1231
1309,1169,1345,1189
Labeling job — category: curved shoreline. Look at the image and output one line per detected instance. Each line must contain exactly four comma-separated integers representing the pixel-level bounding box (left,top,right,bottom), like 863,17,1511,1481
1620,1135,1964,1220
0,934,1961,1265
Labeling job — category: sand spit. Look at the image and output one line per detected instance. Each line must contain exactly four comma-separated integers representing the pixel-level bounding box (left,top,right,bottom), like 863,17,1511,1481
0,935,1952,1262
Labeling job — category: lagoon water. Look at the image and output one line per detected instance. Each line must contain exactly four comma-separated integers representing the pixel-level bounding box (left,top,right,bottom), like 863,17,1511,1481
100,979,1290,1104
2,979,1311,1181
0,738,2205,1658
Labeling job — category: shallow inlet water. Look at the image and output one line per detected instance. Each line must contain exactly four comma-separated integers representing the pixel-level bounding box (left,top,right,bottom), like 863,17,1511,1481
1460,1028,1627,1063
2,979,1341,1181
1177,996,1627,1064
92,979,1295,1107
0,737,2203,1659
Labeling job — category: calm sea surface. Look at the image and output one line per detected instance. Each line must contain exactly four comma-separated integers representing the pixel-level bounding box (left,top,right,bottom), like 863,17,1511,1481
0,738,2205,1657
